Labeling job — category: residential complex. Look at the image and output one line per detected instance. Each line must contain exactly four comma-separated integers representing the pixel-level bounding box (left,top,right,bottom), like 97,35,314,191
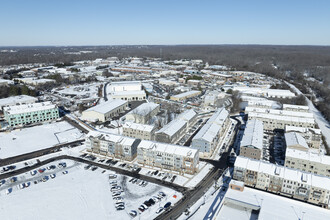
137,140,199,174
285,125,321,150
233,156,330,209
81,99,128,122
122,122,156,140
155,109,197,144
191,108,229,158
284,148,330,177
239,119,263,160
3,101,59,127
170,90,201,102
125,102,159,124
86,131,141,161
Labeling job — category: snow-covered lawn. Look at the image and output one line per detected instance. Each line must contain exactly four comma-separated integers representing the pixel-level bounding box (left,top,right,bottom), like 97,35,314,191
0,121,84,159
0,160,182,220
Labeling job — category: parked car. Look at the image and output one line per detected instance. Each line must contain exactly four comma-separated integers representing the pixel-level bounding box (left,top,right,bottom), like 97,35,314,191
0,179,6,186
6,188,12,195
129,210,137,217
50,174,56,179
62,171,69,174
109,174,117,179
156,207,164,214
91,166,98,171
164,202,171,209
30,170,38,176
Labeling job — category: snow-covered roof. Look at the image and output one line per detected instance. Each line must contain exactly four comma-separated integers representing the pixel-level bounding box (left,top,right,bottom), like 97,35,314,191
156,109,196,137
138,140,198,159
87,131,136,146
3,101,57,115
84,99,127,114
0,95,38,108
248,112,315,124
240,119,263,150
285,132,309,149
285,148,330,166
282,104,309,111
171,90,200,99
123,122,155,133
127,102,159,116
285,125,321,135
193,108,229,143
245,106,314,118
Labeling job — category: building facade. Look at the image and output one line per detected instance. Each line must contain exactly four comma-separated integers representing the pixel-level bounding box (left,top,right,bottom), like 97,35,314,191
122,122,156,140
239,119,263,160
137,140,199,175
155,109,197,144
233,156,330,209
86,131,141,161
3,101,59,127
125,102,160,124
191,108,229,158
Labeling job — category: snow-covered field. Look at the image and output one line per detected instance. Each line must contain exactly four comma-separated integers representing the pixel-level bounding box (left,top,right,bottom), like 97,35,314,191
0,121,84,159
0,160,182,220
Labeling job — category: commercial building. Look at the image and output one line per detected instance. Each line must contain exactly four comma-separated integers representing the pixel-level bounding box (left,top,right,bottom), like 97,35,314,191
3,101,59,127
191,108,229,158
122,122,156,140
285,125,321,150
233,156,330,209
155,109,197,144
239,119,263,160
0,95,38,110
284,148,330,177
125,102,159,124
81,99,128,122
245,106,314,119
86,131,141,161
137,140,199,174
108,81,146,101
170,90,201,102
232,86,296,99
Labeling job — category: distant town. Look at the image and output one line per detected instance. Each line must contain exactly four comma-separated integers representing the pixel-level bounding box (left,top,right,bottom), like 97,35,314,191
0,56,330,219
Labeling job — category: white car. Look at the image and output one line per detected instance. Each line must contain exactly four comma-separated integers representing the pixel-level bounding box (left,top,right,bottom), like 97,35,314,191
156,207,164,214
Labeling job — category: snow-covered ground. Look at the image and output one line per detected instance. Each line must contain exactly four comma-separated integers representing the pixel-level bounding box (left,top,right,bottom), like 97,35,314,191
286,82,330,148
54,82,101,101
0,121,84,159
0,160,182,220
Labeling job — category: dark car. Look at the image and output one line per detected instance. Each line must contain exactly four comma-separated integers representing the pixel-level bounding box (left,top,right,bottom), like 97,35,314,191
154,170,159,176
164,202,171,209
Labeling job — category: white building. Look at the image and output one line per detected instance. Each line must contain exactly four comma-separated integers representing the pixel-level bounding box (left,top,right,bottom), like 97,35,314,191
125,102,159,124
285,148,330,177
122,122,156,140
0,95,38,110
232,86,296,99
283,104,309,112
191,108,229,158
240,119,264,160
137,140,199,174
170,90,201,102
155,109,197,144
285,125,321,150
108,81,146,101
81,99,128,122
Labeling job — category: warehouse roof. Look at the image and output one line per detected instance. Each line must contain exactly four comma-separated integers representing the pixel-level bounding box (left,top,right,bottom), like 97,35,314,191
84,99,127,114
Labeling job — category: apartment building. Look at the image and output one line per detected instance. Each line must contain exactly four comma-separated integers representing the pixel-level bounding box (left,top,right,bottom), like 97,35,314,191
3,101,59,127
191,108,229,158
81,99,128,122
239,119,263,160
125,102,160,124
285,125,321,150
170,90,201,102
86,131,141,161
284,148,330,177
137,140,199,175
155,109,197,144
122,122,156,140
285,132,309,151
247,112,315,131
282,104,309,112
233,156,330,209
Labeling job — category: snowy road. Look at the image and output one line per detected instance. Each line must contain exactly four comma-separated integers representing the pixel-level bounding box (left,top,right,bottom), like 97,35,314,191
286,82,330,148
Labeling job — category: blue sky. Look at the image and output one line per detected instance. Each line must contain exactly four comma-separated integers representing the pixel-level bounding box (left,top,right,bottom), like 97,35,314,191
0,0,329,46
